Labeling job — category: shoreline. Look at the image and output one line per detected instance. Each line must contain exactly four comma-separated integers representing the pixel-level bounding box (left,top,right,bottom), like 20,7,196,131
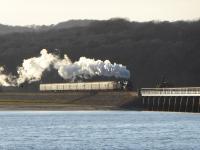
0,105,138,111
0,99,139,111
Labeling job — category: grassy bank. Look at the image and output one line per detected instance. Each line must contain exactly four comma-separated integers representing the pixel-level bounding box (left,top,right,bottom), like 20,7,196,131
0,92,140,110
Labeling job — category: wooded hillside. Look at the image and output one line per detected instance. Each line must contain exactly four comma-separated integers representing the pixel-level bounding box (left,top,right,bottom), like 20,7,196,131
0,18,200,88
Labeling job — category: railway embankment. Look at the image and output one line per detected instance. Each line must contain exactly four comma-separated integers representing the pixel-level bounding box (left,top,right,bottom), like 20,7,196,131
0,91,140,110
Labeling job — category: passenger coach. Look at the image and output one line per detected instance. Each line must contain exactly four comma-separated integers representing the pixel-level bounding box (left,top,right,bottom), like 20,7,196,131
40,81,132,92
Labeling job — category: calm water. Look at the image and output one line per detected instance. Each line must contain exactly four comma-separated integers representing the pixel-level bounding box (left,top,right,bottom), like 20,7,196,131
0,111,199,150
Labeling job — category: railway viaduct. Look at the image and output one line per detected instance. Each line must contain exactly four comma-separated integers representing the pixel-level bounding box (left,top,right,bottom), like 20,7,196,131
139,87,200,113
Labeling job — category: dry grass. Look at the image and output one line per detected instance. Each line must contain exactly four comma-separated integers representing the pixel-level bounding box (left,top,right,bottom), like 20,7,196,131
0,91,139,110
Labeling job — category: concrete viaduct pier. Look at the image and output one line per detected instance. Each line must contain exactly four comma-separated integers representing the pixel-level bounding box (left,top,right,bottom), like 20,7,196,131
139,87,200,113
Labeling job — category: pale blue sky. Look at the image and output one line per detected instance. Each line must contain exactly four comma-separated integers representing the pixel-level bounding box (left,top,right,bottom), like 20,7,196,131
0,0,199,26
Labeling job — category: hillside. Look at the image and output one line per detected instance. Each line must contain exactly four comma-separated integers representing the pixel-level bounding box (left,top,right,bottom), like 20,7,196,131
0,19,93,35
0,18,200,88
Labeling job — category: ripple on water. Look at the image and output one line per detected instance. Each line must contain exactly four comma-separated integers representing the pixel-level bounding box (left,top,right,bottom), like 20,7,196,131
0,111,199,150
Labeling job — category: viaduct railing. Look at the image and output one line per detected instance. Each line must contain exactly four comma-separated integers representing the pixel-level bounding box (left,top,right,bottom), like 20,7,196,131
139,87,200,113
140,87,200,96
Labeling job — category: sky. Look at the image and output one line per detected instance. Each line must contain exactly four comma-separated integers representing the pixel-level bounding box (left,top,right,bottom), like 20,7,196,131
0,0,199,26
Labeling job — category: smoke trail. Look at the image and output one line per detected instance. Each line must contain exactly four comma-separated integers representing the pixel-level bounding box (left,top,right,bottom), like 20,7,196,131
56,57,130,80
0,49,130,86
0,67,16,86
17,49,58,85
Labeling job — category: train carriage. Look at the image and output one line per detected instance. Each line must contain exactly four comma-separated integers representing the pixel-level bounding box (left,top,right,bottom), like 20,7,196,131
39,81,132,92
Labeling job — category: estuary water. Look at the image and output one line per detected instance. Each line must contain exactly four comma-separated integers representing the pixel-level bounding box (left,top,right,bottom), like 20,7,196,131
0,111,199,150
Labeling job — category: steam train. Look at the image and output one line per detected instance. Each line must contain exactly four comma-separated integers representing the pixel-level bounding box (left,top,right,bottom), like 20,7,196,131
0,80,133,92
40,80,133,92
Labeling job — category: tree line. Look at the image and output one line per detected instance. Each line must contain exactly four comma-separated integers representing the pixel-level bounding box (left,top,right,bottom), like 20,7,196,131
0,18,200,88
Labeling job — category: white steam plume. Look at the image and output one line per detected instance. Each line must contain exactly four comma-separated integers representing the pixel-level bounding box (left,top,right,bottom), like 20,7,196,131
56,57,130,80
0,67,16,86
0,49,130,86
17,49,58,85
